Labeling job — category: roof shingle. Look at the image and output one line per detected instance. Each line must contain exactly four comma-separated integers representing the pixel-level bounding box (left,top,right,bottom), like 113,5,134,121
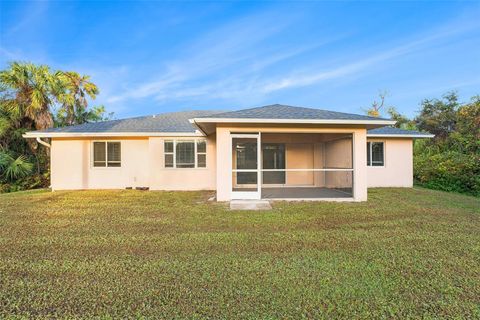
36,110,218,133
367,127,434,136
28,105,432,137
196,104,389,121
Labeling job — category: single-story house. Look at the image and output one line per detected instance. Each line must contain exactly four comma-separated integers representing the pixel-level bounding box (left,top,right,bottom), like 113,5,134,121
24,104,433,201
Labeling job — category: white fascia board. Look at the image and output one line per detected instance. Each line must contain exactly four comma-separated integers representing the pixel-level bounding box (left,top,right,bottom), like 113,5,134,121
189,119,208,136
367,134,435,138
191,117,396,126
23,131,205,138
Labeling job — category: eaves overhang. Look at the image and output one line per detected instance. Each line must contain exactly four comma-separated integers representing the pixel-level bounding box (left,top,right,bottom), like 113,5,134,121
23,131,205,138
367,134,435,138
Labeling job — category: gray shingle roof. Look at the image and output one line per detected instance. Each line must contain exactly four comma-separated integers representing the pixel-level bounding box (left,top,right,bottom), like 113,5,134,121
195,104,389,121
29,104,399,135
36,110,219,133
367,127,434,136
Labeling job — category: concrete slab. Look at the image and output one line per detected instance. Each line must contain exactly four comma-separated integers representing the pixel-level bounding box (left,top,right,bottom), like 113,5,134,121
230,200,272,210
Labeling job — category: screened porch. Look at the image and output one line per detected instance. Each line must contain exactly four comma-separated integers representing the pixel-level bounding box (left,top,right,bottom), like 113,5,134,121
231,133,354,200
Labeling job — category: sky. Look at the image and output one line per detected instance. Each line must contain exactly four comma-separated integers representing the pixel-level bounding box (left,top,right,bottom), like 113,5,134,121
1,1,479,119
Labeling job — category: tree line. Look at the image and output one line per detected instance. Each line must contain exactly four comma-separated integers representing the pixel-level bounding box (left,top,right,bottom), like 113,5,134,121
367,92,479,196
0,62,111,192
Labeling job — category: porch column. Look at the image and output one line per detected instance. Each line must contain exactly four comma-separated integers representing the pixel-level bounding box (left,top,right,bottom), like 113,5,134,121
216,127,231,201
353,129,368,201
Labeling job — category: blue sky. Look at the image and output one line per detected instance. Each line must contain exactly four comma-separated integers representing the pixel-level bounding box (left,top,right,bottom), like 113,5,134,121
1,1,479,119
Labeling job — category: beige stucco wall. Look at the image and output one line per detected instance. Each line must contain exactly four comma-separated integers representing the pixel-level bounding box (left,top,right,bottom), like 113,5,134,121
50,136,216,191
366,138,413,187
51,138,149,190
50,129,411,198
148,136,216,191
324,138,353,188
216,125,367,201
285,143,314,185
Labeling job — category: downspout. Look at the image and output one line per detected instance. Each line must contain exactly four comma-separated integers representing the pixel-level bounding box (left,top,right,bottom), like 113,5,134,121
35,137,52,190
36,137,51,148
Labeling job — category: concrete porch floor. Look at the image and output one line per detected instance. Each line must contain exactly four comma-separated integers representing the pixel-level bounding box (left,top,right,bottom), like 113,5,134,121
261,187,352,199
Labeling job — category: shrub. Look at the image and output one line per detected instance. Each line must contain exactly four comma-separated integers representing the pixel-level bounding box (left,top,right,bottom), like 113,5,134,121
414,149,480,196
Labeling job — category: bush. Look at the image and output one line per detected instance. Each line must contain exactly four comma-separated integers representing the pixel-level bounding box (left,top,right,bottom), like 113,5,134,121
414,149,480,196
0,171,50,193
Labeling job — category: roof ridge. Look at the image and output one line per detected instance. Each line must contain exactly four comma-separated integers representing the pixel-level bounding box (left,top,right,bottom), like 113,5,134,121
202,104,391,121
33,109,221,133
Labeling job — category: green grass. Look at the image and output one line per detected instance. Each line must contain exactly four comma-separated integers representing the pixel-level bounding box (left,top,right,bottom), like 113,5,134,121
1,188,479,319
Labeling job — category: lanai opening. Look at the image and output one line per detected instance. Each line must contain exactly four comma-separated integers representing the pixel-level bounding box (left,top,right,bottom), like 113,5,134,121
231,132,354,200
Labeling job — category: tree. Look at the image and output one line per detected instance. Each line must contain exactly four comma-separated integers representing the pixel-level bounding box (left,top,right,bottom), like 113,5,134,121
415,92,459,141
0,62,60,131
413,92,480,196
0,61,107,193
454,96,480,153
57,71,99,126
55,105,113,127
0,104,30,153
386,107,415,129
365,91,389,117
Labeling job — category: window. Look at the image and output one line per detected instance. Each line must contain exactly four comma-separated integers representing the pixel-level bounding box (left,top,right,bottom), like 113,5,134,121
164,141,174,168
176,141,195,168
164,139,206,168
197,140,206,168
93,142,121,167
367,142,384,166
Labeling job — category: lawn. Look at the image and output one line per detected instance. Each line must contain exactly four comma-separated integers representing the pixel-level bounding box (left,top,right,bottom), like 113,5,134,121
0,188,479,319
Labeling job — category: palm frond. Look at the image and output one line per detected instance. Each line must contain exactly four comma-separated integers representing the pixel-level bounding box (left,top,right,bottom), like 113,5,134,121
0,151,33,180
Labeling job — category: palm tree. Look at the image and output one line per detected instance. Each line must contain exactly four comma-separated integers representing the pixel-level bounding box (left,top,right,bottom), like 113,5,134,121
0,62,60,131
57,71,99,126
0,105,27,151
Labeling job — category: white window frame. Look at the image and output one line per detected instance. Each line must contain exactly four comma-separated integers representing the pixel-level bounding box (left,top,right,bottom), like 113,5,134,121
91,141,122,168
367,141,385,167
164,138,207,169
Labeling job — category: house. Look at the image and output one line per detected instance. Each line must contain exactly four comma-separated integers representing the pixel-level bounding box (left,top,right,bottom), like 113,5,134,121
23,104,433,201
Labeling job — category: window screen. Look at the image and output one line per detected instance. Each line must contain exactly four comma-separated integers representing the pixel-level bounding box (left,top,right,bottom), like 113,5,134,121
176,141,195,168
107,142,121,167
164,140,206,168
93,142,121,167
164,141,174,168
367,142,384,166
197,140,206,168
93,142,106,167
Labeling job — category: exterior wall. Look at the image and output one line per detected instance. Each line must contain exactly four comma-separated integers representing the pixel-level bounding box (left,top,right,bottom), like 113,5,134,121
367,138,413,187
353,130,368,201
215,125,367,201
49,129,411,199
324,138,353,188
51,139,89,190
51,138,149,190
148,136,216,191
285,143,314,185
50,136,216,191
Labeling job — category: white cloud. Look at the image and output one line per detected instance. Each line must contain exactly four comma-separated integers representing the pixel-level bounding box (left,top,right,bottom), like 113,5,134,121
103,9,480,108
260,17,480,93
104,9,329,104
